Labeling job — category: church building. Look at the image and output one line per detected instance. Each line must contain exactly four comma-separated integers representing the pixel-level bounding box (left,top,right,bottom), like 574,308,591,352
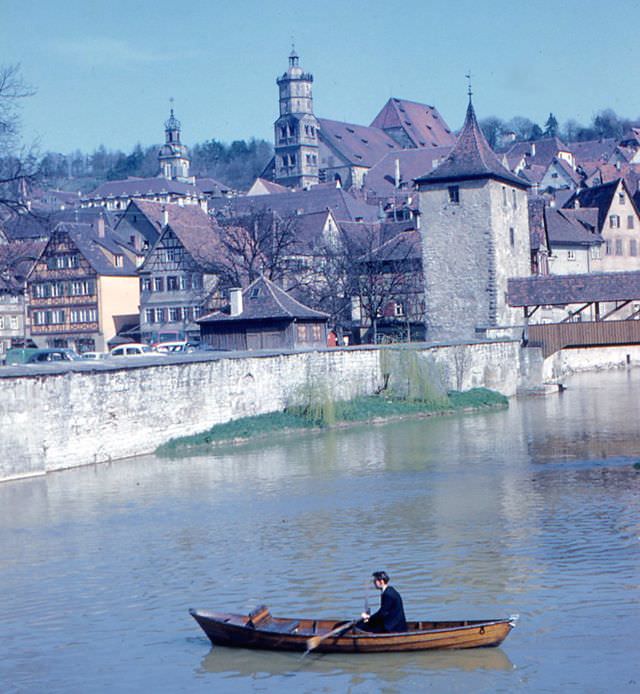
415,96,531,341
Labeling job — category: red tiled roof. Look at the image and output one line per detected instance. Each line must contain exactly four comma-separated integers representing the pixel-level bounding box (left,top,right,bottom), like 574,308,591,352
318,118,402,168
370,98,456,148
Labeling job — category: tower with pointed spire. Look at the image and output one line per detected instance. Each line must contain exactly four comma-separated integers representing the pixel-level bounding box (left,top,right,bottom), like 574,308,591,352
158,103,192,182
415,92,531,341
273,48,319,189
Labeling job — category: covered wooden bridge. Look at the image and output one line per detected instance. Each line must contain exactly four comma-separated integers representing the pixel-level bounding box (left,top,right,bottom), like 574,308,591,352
508,271,640,358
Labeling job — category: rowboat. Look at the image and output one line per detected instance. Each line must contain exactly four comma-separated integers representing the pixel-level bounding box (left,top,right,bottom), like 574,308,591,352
189,606,518,653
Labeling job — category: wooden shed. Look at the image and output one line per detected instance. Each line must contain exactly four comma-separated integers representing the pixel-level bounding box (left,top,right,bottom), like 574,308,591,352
198,276,329,351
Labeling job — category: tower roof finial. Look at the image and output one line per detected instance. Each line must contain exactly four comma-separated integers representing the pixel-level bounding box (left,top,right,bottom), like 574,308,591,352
465,71,473,102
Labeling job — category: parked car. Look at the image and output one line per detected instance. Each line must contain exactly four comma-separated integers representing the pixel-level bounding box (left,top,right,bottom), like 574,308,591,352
81,351,109,360
154,340,188,353
109,343,164,357
14,348,82,364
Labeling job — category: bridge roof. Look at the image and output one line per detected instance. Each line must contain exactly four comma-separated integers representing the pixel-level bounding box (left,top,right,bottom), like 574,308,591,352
508,271,640,307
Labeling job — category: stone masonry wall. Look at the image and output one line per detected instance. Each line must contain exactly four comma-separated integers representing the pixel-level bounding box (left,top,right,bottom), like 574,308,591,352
0,341,525,482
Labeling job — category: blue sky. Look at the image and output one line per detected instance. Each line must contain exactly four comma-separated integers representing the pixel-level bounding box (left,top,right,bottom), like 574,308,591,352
4,0,640,154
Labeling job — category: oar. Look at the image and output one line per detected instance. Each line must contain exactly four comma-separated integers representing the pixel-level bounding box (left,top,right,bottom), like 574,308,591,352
305,619,357,653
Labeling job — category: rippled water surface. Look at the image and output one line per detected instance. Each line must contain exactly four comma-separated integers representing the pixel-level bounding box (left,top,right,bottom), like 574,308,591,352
1,370,639,693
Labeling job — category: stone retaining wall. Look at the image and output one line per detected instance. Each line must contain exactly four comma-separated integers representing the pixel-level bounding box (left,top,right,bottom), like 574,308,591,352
0,340,528,482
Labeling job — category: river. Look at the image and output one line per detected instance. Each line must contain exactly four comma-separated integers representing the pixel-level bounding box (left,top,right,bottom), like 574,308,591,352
1,370,639,693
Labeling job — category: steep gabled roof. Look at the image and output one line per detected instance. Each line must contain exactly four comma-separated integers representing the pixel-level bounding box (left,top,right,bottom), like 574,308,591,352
51,222,137,276
370,98,456,148
118,199,211,232
198,275,329,323
84,177,204,200
563,178,621,232
544,207,603,247
415,100,529,189
505,137,571,170
318,118,402,167
569,138,617,166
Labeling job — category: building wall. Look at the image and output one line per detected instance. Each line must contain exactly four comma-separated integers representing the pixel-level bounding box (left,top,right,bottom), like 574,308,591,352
548,246,592,275
97,275,140,349
599,180,640,271
0,340,527,481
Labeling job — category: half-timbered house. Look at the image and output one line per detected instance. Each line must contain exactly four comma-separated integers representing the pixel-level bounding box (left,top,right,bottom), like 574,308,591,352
26,221,139,352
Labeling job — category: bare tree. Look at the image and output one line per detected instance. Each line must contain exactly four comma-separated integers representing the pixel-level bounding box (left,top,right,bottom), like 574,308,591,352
0,64,38,218
215,208,299,287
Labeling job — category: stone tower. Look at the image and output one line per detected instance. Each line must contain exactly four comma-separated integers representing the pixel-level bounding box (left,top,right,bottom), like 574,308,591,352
274,49,319,189
415,97,531,341
158,105,191,182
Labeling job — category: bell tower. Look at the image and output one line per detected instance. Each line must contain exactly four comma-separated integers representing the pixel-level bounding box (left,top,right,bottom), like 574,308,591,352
274,49,319,189
158,101,191,182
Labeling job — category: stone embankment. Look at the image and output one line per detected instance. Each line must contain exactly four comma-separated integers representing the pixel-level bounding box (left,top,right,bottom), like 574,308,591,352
0,340,535,482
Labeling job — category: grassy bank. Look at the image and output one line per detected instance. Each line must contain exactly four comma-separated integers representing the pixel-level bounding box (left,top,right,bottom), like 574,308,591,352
156,387,508,457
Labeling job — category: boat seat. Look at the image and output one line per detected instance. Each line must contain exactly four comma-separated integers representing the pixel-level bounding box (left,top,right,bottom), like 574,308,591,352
258,620,300,634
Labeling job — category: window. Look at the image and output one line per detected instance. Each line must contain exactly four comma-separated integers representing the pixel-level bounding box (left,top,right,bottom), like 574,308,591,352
631,240,638,256
312,324,322,341
448,185,459,203
155,308,166,323
567,250,576,261
0,316,4,329
628,215,635,229
167,276,178,291
169,307,181,321
114,255,123,268
610,215,621,228
605,240,612,255
10,316,18,330
394,302,405,316
509,227,515,247
145,309,154,323
141,277,152,292
619,192,626,204
502,186,507,206
512,189,517,208
297,325,307,342
153,277,164,292
615,238,624,255
591,245,601,259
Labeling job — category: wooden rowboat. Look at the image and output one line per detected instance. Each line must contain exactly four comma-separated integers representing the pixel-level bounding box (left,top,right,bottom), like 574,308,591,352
189,606,518,653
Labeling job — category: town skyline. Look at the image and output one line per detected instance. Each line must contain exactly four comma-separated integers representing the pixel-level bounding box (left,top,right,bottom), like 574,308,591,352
5,0,640,154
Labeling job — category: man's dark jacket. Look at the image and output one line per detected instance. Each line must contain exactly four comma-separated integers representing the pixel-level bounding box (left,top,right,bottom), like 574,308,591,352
368,586,407,632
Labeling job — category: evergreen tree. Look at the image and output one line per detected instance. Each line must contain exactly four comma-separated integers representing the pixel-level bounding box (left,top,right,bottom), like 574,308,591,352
544,113,558,137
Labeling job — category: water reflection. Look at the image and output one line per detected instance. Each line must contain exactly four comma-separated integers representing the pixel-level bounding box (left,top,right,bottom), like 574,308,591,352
198,643,514,678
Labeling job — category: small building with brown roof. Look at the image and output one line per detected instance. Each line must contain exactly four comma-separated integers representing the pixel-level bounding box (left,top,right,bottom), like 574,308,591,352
198,275,329,351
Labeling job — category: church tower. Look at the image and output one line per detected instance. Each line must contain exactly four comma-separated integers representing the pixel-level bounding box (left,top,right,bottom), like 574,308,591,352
158,104,192,182
415,95,531,341
274,49,319,189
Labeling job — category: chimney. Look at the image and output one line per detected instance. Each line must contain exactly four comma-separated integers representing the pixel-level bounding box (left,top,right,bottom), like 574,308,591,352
394,158,401,188
162,207,169,226
229,287,243,316
96,214,105,238
530,143,536,157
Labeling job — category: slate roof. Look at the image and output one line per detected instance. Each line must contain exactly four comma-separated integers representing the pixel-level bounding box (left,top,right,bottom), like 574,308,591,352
415,100,529,189
318,117,402,168
505,137,571,170
364,230,422,262
370,98,456,148
84,177,204,200
195,176,233,196
363,146,453,195
563,179,622,232
211,185,379,222
569,138,617,166
544,208,603,247
120,199,211,232
0,208,116,241
0,239,47,291
198,275,329,323
508,270,640,307
246,177,291,196
47,222,138,276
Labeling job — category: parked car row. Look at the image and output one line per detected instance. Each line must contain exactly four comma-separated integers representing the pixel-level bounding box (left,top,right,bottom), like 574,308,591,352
2,341,220,365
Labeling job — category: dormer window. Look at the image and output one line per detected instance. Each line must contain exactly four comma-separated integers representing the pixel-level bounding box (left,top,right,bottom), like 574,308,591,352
249,286,262,299
448,186,460,204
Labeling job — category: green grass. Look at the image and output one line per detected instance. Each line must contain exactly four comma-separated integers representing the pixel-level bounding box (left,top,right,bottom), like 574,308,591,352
156,387,508,457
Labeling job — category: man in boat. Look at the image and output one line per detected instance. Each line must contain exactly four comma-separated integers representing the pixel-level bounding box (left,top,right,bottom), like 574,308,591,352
357,571,407,633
